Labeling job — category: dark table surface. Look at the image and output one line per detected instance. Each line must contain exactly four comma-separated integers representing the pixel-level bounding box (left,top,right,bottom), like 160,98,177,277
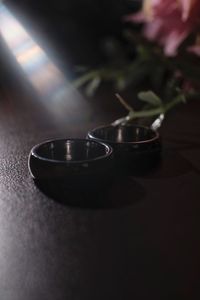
0,4,200,300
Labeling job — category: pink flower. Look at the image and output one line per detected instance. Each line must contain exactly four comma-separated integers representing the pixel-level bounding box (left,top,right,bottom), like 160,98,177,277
126,0,200,56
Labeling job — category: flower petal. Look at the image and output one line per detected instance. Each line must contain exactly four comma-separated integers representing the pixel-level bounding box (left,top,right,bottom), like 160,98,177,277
179,0,196,21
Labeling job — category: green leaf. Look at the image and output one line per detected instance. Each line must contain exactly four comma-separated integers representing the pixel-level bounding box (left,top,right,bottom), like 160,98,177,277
115,76,127,91
73,70,100,88
85,77,101,97
179,93,187,104
138,91,162,106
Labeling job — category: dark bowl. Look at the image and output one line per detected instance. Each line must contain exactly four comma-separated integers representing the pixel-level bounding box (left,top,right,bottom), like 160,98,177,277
87,124,161,173
28,139,114,193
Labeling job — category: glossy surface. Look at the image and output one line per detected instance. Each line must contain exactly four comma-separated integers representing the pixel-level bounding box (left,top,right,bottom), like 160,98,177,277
31,139,111,162
88,124,161,172
29,139,114,197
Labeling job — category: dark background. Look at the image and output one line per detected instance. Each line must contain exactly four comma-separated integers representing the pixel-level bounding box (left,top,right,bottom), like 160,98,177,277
4,0,138,66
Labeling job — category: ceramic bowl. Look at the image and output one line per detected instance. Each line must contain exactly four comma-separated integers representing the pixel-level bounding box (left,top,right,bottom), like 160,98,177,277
87,124,161,172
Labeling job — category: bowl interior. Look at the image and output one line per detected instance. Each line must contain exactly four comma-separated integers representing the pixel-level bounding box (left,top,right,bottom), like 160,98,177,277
90,125,157,143
35,140,110,162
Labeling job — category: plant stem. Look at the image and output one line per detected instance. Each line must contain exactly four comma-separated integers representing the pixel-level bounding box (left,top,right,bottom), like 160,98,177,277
123,94,185,123
128,107,164,120
164,95,185,112
115,93,134,112
73,70,101,87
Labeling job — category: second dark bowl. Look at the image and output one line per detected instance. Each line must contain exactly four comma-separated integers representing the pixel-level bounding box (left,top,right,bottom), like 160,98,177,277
87,124,161,172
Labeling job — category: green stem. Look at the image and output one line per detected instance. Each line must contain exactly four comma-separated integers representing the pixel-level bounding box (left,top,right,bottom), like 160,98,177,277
164,95,185,112
73,70,102,87
126,94,185,122
73,56,149,89
128,107,164,120
115,93,134,113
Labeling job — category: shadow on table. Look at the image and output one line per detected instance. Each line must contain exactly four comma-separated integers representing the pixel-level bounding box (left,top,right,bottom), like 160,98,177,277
34,175,146,209
142,148,193,179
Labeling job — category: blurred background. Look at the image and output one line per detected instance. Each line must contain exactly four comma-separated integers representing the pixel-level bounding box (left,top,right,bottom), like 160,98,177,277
3,0,139,68
0,0,141,125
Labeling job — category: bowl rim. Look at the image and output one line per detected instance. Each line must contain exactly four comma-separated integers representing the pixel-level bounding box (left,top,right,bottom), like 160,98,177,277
29,138,113,164
88,124,160,145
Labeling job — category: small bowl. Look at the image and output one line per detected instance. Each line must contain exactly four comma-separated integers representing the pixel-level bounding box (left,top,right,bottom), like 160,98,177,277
87,124,161,172
28,139,114,192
